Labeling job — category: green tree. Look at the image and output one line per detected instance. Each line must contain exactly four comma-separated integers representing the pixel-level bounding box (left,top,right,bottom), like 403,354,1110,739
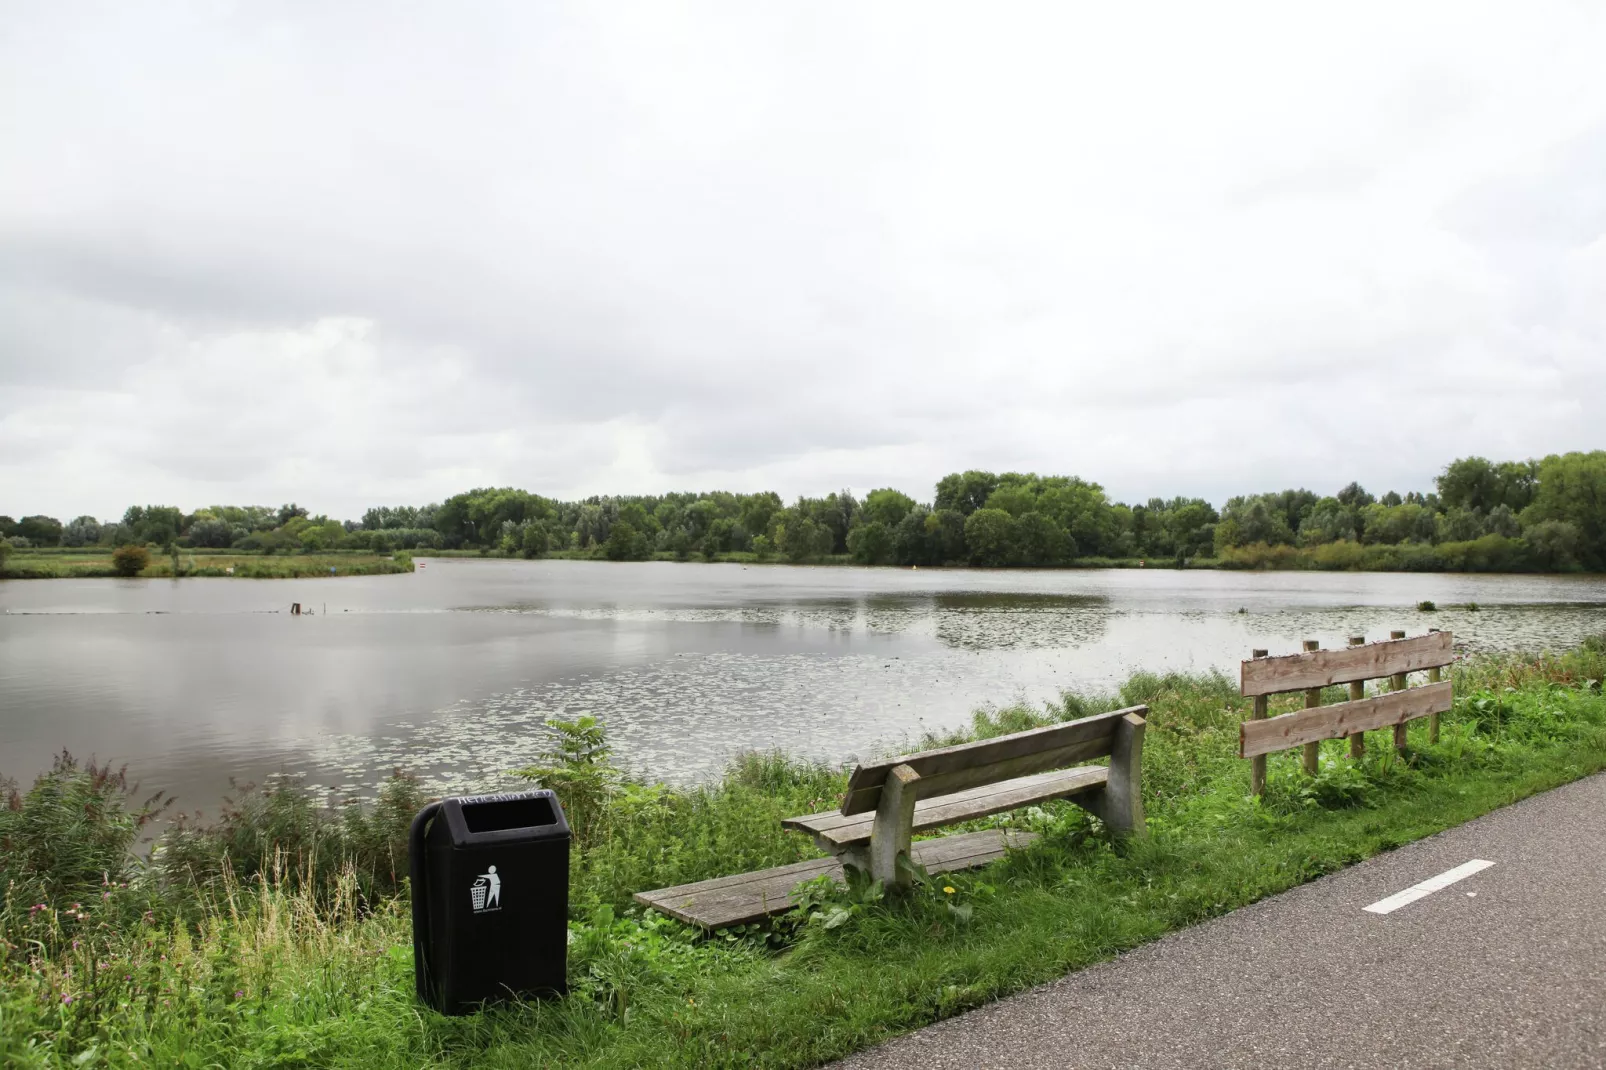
1013,511,1071,565
1524,520,1582,570
846,521,894,565
603,522,651,561
61,515,102,547
984,483,1037,518
935,470,999,515
964,507,1016,566
862,488,916,529
16,515,63,547
1521,451,1606,569
521,522,549,559
1439,457,1539,514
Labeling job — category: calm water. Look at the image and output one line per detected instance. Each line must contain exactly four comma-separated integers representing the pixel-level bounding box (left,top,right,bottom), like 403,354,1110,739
2,559,1603,809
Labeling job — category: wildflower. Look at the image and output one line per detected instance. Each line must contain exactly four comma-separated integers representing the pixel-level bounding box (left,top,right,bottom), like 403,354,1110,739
235,990,244,998
61,994,73,1004
943,886,956,895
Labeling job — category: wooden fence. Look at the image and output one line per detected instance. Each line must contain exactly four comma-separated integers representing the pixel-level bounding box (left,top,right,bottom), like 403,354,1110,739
1240,629,1454,795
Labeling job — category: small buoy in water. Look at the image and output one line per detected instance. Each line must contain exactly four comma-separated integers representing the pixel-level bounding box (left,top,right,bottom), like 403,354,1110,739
912,565,918,570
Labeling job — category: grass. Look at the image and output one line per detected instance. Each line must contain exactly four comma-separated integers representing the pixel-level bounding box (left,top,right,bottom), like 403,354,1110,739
3,641,1605,1067
1,550,414,580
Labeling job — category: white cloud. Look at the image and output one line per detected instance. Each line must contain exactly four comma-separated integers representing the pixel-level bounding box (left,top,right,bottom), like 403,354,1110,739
2,1,1604,520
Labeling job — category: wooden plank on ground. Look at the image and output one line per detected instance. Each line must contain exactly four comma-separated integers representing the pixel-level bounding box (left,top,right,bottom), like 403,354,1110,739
784,766,1108,848
632,829,1037,929
840,706,1143,815
1241,632,1452,696
1239,681,1453,758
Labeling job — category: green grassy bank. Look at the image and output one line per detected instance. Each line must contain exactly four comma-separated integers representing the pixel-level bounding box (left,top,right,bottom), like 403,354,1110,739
4,641,1605,1068
0,549,415,580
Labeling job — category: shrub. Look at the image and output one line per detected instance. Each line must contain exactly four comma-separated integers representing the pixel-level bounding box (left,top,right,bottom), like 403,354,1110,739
0,752,168,909
152,771,425,911
110,543,151,576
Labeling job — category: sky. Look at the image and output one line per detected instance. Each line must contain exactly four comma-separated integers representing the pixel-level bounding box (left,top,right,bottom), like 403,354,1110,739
2,2,1604,523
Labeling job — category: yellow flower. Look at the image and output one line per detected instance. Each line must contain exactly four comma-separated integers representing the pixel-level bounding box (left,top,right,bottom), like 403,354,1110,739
943,886,956,895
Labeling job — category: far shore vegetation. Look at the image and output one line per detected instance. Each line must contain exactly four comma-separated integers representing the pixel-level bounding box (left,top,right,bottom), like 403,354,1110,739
3,451,1604,578
3,637,1605,1066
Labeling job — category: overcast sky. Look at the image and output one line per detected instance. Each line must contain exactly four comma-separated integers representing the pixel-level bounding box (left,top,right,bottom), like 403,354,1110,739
3,2,1603,522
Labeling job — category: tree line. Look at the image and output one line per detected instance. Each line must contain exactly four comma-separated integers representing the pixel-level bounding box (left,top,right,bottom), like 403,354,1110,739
3,451,1603,572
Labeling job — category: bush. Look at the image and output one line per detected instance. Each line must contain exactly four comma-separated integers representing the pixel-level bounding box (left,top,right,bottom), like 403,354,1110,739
0,752,168,909
110,543,151,576
152,772,426,911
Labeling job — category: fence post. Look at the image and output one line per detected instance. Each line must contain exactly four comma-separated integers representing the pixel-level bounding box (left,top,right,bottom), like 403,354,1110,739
1347,635,1366,758
1390,630,1409,752
1249,649,1269,796
1428,628,1443,743
1302,639,1322,775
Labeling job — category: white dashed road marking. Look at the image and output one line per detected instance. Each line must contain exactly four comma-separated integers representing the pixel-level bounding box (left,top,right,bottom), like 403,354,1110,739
1364,859,1495,915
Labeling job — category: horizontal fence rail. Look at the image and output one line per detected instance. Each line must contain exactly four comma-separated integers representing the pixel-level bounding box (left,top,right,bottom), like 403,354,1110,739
1240,681,1454,758
1240,630,1453,696
1241,631,1454,794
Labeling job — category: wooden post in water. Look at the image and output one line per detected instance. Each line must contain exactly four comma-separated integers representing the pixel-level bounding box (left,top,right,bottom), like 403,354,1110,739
1390,630,1409,752
1302,639,1322,775
1347,635,1366,758
1250,648,1269,795
1428,628,1443,743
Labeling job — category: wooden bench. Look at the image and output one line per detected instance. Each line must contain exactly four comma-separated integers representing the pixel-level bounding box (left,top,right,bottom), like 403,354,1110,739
1241,629,1454,794
635,706,1148,929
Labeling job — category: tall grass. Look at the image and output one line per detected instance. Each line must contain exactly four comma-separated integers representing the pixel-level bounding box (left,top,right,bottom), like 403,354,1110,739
3,638,1605,1067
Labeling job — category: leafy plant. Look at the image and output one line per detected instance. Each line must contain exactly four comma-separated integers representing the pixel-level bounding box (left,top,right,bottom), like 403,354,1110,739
110,543,150,576
513,716,620,845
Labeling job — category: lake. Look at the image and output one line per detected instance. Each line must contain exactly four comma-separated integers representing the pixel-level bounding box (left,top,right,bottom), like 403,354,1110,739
2,559,1603,810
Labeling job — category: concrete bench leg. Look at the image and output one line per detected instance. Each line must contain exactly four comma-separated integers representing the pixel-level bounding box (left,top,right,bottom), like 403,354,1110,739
868,763,920,887
1090,712,1146,838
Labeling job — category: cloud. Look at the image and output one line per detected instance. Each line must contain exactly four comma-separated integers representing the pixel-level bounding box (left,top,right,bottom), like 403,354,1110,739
2,1,1604,520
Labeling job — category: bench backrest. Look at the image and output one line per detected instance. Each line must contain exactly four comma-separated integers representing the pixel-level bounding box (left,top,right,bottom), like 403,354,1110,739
840,705,1149,815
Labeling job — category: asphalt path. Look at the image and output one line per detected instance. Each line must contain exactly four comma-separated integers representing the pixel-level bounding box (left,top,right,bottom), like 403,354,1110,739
834,772,1606,1070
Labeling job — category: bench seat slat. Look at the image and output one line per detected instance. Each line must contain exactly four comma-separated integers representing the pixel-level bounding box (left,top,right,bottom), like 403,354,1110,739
783,765,1108,848
633,828,1037,930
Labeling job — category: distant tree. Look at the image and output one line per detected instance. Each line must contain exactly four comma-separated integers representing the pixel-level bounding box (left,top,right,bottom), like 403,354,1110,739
846,521,894,565
277,503,310,527
1335,482,1374,509
603,521,650,561
1298,498,1357,546
1013,512,1070,566
1521,451,1606,569
861,489,916,530
1523,520,1582,571
964,508,1016,567
935,470,1000,515
186,517,233,548
0,516,16,538
111,544,151,576
984,483,1037,518
17,515,63,547
1379,491,1403,507
61,515,102,547
521,522,549,559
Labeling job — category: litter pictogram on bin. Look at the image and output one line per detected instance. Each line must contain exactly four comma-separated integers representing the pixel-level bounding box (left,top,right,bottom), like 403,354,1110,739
469,866,501,912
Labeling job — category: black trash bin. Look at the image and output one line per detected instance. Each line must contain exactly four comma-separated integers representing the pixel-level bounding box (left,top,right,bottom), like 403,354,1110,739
409,790,570,1014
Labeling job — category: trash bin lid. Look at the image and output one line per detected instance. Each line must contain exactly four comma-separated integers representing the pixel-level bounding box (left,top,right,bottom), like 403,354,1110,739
437,791,569,847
